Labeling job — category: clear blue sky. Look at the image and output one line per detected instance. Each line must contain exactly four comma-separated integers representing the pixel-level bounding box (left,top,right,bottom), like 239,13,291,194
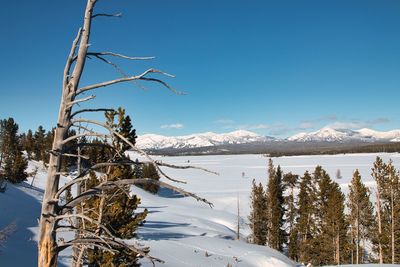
1,0,399,138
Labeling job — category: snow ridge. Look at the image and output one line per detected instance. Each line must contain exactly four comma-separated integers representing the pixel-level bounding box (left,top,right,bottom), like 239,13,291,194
137,130,271,150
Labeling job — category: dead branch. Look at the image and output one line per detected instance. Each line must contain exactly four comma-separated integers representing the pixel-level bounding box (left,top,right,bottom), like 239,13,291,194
61,178,213,214
92,13,122,19
66,95,96,108
156,161,219,175
76,68,180,95
61,132,110,145
48,150,90,160
71,108,115,118
63,28,82,90
87,52,154,61
56,214,114,237
71,118,187,183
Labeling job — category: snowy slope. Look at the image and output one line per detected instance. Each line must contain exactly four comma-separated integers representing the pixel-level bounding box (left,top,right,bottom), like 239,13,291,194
287,127,400,142
3,153,400,266
137,130,271,150
137,127,400,150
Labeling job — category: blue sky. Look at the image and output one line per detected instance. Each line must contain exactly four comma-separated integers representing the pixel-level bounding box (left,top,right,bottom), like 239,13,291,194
1,0,399,138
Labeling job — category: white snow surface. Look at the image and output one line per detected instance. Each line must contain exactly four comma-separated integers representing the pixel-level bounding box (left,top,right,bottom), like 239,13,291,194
2,152,400,266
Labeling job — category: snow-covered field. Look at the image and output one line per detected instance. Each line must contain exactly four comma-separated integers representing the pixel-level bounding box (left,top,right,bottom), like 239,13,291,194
1,152,399,267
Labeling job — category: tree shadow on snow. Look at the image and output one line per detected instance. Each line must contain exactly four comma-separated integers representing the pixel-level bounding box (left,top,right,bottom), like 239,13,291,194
0,184,67,267
139,221,195,241
156,187,185,199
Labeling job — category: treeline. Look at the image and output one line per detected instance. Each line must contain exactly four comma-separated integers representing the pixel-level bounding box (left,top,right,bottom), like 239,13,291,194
0,113,160,195
249,157,400,266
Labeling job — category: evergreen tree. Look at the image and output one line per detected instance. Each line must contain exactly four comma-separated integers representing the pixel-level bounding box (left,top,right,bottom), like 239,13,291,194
24,129,35,159
83,108,147,266
33,125,46,161
0,118,28,184
311,166,349,265
347,169,374,264
248,179,268,245
283,172,299,261
266,160,285,251
297,171,316,263
140,163,160,194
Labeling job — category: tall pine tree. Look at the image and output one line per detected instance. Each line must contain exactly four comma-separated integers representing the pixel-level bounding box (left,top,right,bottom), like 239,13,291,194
347,169,374,264
248,179,268,245
266,160,285,251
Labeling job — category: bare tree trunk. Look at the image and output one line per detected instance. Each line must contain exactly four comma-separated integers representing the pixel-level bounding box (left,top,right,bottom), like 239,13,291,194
38,1,94,266
356,215,359,264
376,189,383,264
236,193,240,240
391,186,395,264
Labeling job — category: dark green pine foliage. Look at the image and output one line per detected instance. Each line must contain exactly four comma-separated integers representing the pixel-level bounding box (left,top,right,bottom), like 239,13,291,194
347,169,375,263
33,125,47,161
248,179,268,245
0,118,28,184
372,158,400,263
297,171,316,263
283,172,299,261
311,166,349,266
140,163,160,194
266,159,285,251
86,169,148,267
85,108,147,267
23,129,35,159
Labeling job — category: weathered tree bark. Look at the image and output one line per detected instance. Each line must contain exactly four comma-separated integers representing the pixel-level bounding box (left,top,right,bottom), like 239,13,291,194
38,1,97,266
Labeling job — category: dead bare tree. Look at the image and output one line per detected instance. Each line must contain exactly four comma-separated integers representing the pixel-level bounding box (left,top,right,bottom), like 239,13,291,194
38,1,214,266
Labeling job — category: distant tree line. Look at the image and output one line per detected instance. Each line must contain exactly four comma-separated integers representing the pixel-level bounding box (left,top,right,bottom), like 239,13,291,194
249,157,400,266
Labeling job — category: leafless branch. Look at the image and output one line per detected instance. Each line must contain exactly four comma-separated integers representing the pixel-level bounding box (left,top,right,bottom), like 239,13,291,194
92,12,122,19
87,52,154,61
61,178,213,214
66,95,96,108
63,28,82,89
71,118,187,183
61,132,110,145
76,68,182,95
156,161,219,176
56,214,114,237
49,150,90,160
71,108,115,118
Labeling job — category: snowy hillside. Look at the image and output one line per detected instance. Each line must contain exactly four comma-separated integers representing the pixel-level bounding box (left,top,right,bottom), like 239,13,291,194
2,153,400,266
287,127,400,142
136,127,400,151
137,130,271,150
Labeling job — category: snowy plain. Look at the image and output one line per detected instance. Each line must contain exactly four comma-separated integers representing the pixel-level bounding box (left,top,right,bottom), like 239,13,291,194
1,152,400,267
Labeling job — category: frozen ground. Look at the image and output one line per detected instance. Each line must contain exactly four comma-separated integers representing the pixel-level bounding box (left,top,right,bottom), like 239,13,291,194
1,152,399,266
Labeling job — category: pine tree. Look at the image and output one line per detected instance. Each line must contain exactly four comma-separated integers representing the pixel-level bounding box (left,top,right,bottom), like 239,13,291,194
297,171,315,263
283,172,299,261
140,163,160,194
0,118,28,184
248,179,268,245
311,167,349,265
24,129,35,159
347,169,374,264
33,126,47,161
82,108,147,266
266,160,285,251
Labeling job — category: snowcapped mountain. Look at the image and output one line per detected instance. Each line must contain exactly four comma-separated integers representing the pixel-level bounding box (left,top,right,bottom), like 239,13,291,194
137,127,400,151
137,130,271,150
287,127,400,143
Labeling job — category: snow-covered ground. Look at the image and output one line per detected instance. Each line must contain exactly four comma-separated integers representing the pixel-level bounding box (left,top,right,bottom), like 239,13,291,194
1,152,399,266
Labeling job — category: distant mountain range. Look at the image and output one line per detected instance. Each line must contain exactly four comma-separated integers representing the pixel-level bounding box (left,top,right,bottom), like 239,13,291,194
136,127,400,151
